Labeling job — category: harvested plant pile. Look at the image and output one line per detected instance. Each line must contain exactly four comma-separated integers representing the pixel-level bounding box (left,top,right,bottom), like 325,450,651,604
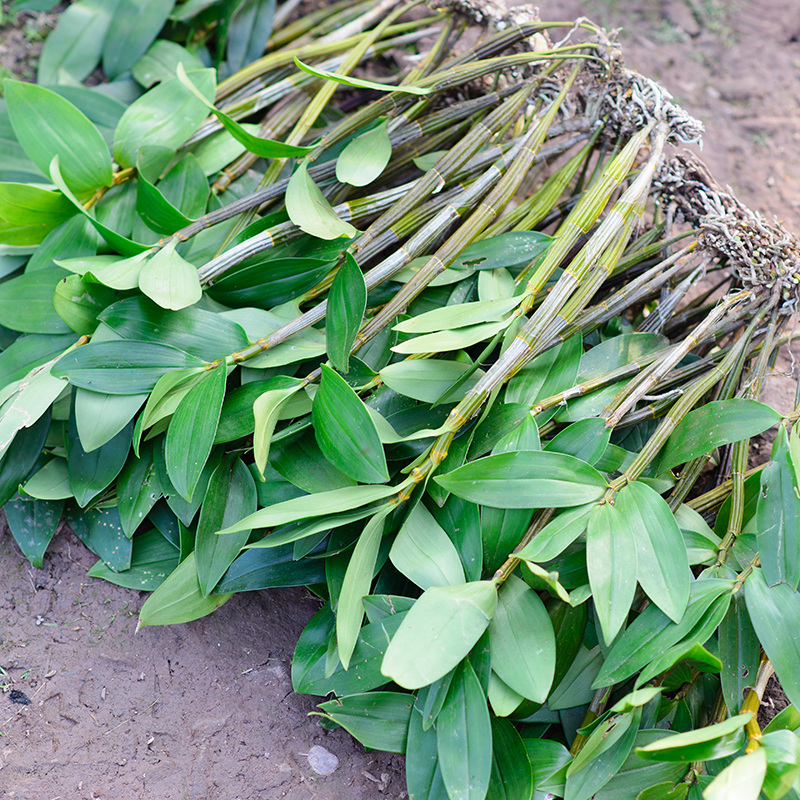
1,1,800,798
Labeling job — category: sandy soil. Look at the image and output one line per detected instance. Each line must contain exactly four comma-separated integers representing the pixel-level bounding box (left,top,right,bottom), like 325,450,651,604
1,0,799,797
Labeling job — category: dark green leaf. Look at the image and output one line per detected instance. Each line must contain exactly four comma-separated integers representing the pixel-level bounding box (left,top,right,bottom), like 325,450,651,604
66,504,132,572
215,541,327,592
436,450,607,509
102,0,176,79
88,527,180,590
327,253,366,373
481,506,534,575
0,267,71,334
117,440,161,537
165,364,227,501
227,0,276,74
635,714,750,763
0,333,78,388
4,493,62,567
718,594,760,721
406,708,449,800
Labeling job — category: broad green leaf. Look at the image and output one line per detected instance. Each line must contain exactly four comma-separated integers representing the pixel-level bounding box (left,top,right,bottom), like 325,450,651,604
435,450,608,509
114,68,216,168
165,364,227,501
132,39,205,88
53,341,205,394
381,580,498,689
587,498,637,642
100,297,249,360
718,594,760,720
337,506,393,669
75,389,146,453
37,0,119,85
635,714,750,763
135,368,205,439
595,579,735,687
293,604,405,696
437,660,493,800
227,0,276,73
760,729,800,798
0,183,76,245
253,377,304,478
616,481,690,623
58,252,149,290
5,81,112,197
757,427,800,589
313,364,389,484
544,417,611,466
135,160,195,236
315,692,413,753
0,413,51,506
117,440,161,537
577,333,668,381
294,55,432,95
66,408,132,507
4,493,62,567
453,231,553,273
549,645,603,710
195,456,256,596
746,567,800,709
218,483,398,533
524,739,572,794
487,672,524,717
406,708,449,800
102,0,176,79
327,253,366,373
389,502,466,590
176,64,312,158
481,505,535,575
702,745,765,800
0,267,71,334
87,527,180,591
336,119,392,187
286,160,357,240
488,574,555,703
395,297,523,335
215,541,326,592
0,333,78,393
657,399,782,473
19,456,72,501
65,503,131,572
138,240,202,310
429,495,483,582
0,359,68,458
53,274,120,335
380,359,484,403
137,551,232,627
516,503,594,563
392,319,510,355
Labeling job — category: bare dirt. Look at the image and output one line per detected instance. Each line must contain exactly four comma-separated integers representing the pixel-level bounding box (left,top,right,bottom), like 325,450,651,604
1,0,799,797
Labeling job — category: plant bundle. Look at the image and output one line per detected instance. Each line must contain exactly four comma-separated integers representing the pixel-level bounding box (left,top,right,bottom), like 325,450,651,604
1,1,800,798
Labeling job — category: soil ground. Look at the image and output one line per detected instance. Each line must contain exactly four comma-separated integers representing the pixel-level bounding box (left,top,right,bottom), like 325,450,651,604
1,0,799,797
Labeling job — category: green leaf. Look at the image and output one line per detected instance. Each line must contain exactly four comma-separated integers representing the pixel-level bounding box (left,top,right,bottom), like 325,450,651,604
757,427,800,589
4,493,62,568
294,55,432,95
760,729,800,798
215,541,326,592
165,364,227,501
487,672,524,718
616,481,690,623
577,333,668,381
406,708,449,800
746,567,800,710
66,408,132,507
703,748,766,800
336,119,392,187
549,645,603,710
19,456,72,501
437,660,492,800
0,183,76,245
137,552,232,627
516,503,594,563
0,267,71,334
227,0,276,73
88,527,180,591
587,499,637,643
381,580,498,690
5,81,112,197
0,333,78,392
313,364,389,484
718,594,760,721
488,574,555,703
315,692,413,753
337,506,393,669
135,160,194,236
53,341,205,394
36,0,119,85
132,39,205,88
114,68,216,168
657,400,782,473
102,0,176,79
53,274,121,335
59,252,149,290
454,231,553,273
0,413,51,506
395,297,523,335
117,440,161,537
195,456,256,596
138,240,202,311
389,502,466,590
252,377,304,478
75,389,146,453
327,253,366,373
524,739,572,794
380,359,484,404
286,160,357,240
544,417,611,466
435,450,608,509
176,64,312,158
635,714,750,763
65,503,132,572
218,483,398,533
392,319,510,355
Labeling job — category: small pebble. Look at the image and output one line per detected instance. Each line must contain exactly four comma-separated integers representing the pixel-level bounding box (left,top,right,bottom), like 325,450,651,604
306,745,339,775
